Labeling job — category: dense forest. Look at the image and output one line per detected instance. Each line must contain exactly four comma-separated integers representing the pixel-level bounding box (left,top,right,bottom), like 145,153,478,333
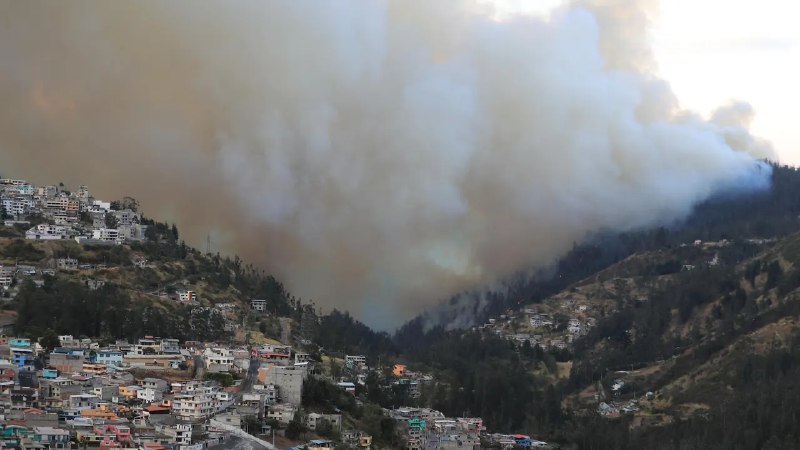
384,163,800,447
13,278,228,343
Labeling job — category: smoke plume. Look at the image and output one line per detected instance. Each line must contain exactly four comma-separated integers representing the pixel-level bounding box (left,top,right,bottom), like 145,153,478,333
0,1,773,329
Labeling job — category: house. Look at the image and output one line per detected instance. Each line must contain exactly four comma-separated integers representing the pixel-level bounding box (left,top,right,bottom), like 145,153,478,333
342,431,373,449
567,319,583,335
171,392,217,421
30,427,70,449
132,338,161,355
250,299,267,312
49,352,84,374
25,224,68,240
177,290,197,303
69,393,100,411
118,385,142,400
86,280,106,290
57,335,77,348
10,338,35,369
258,365,307,405
92,350,123,366
345,355,367,370
55,257,78,270
530,315,553,328
307,439,335,450
252,383,279,405
0,272,12,290
137,387,163,403
160,339,180,354
266,403,296,424
294,353,311,365
11,387,39,409
91,228,121,243
307,413,342,431
203,348,234,373
141,378,169,393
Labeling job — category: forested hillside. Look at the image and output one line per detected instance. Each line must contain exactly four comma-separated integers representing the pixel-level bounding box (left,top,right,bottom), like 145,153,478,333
384,163,800,448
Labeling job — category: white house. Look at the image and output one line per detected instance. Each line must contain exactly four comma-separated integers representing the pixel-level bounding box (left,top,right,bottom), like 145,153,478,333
251,299,268,312
172,393,217,421
345,355,367,370
137,387,163,403
203,348,234,373
92,228,121,243
26,224,69,240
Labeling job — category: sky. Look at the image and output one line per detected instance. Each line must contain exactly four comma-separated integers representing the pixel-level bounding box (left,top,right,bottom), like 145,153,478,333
489,0,800,164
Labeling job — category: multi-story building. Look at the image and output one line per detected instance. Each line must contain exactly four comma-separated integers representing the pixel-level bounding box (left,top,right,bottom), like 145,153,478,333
137,387,163,403
30,427,71,449
92,228,120,242
172,392,216,421
9,338,35,369
345,355,367,370
258,365,307,405
177,289,197,303
160,338,181,354
69,393,100,411
132,337,161,355
251,299,268,312
92,350,124,366
203,347,234,373
25,224,69,240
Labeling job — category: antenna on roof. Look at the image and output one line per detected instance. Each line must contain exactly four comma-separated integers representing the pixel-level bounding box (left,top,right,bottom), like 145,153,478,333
206,234,211,254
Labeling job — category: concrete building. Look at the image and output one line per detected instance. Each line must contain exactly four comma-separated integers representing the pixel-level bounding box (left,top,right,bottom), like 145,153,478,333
250,299,267,312
69,393,100,411
258,365,307,405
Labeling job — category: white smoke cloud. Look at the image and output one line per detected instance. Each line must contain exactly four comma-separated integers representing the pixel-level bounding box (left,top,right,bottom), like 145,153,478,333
0,0,773,329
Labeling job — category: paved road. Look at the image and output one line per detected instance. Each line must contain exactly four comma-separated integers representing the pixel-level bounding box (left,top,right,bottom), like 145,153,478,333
235,356,260,402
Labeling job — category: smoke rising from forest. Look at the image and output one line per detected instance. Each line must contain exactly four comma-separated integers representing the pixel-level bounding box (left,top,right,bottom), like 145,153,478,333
0,1,773,328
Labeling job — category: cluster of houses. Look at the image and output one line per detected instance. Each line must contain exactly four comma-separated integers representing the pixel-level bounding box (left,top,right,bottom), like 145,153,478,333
476,305,597,354
388,407,486,450
483,433,549,448
0,178,147,246
0,334,263,449
0,330,379,449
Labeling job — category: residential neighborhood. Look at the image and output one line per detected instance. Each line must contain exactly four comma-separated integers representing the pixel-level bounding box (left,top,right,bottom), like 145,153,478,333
0,176,556,450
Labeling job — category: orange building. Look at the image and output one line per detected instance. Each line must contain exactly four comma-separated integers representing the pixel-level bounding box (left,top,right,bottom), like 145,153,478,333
393,364,406,377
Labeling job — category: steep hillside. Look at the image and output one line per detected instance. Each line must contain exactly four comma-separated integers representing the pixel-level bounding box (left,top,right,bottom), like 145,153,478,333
548,232,800,448
0,222,299,344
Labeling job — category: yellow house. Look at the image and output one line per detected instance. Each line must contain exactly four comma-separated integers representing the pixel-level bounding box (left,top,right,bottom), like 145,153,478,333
118,385,141,399
358,434,373,448
81,407,118,421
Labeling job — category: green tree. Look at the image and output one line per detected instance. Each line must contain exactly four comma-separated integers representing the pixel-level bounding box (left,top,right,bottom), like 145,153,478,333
284,419,306,440
105,213,119,229
39,329,61,352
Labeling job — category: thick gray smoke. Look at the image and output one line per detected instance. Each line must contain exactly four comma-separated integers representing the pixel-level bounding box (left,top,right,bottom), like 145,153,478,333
0,1,773,329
